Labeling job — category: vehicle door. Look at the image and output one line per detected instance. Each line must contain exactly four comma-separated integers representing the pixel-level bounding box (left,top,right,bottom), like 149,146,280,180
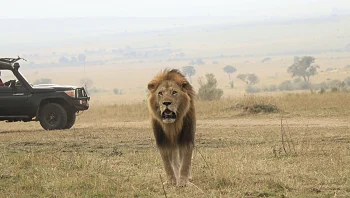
0,71,30,116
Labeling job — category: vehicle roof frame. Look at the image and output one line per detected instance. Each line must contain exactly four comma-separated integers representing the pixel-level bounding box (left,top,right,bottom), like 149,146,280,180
0,61,14,70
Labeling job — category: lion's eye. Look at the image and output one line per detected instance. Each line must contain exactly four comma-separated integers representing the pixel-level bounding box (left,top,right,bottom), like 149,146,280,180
158,91,163,96
172,91,177,95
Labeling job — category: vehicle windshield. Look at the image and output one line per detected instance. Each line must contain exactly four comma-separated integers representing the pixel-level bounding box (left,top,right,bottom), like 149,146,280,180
18,70,32,87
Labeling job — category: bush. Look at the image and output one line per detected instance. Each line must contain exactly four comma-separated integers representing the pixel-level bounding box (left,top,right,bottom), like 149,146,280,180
313,81,329,90
268,84,277,92
263,84,278,92
229,81,234,89
245,85,260,93
113,88,123,95
247,104,279,113
33,78,52,85
325,68,336,72
198,73,223,101
331,87,339,92
231,95,280,114
327,80,342,88
293,78,303,84
319,88,326,94
293,81,311,90
279,80,293,91
344,77,350,86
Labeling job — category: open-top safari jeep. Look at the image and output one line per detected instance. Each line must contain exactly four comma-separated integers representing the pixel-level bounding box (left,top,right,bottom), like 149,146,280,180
0,57,90,130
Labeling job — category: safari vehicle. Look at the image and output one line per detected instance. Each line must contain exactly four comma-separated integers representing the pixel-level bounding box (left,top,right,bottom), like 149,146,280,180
0,57,90,130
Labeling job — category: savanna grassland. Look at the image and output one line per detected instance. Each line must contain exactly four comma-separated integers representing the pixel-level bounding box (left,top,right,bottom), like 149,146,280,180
1,93,350,198
1,14,350,198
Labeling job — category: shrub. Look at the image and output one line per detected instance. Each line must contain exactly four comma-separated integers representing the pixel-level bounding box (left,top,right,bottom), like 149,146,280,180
263,84,278,92
344,77,350,86
331,87,339,92
313,81,329,90
269,84,277,92
327,80,342,88
279,80,293,91
263,86,269,92
293,77,303,84
247,104,279,113
319,88,326,94
229,81,234,89
325,68,336,72
231,95,280,114
33,78,52,85
113,88,123,95
245,85,260,93
293,81,311,90
198,73,223,101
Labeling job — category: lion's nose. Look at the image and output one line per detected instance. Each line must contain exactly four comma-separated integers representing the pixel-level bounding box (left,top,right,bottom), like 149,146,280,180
163,101,172,106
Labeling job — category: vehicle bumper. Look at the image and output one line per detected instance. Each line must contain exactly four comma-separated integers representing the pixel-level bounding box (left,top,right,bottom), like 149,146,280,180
72,97,90,111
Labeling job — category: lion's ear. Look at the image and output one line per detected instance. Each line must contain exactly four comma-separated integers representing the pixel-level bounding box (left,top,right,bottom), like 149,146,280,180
181,80,191,91
148,81,157,92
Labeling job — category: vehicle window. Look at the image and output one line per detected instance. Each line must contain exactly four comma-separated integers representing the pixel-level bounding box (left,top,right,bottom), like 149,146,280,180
0,70,19,87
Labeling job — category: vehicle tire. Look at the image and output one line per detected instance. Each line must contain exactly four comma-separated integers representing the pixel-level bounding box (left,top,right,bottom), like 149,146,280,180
39,103,68,130
64,110,76,129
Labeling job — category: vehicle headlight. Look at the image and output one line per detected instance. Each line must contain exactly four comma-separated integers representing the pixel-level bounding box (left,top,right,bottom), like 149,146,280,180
64,90,76,97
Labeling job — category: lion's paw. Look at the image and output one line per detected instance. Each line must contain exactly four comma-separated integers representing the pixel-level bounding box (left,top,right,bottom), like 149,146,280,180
177,178,189,187
163,179,177,186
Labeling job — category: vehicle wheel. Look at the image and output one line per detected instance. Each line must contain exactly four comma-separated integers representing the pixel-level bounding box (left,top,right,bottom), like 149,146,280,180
39,103,67,130
64,110,76,129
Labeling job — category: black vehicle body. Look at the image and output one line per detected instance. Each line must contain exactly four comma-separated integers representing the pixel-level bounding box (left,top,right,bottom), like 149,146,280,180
0,58,90,130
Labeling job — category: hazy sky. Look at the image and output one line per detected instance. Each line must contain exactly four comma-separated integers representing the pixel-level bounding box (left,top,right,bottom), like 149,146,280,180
1,0,350,19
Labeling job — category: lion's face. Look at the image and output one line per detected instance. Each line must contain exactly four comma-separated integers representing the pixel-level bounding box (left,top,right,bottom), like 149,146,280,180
150,80,190,124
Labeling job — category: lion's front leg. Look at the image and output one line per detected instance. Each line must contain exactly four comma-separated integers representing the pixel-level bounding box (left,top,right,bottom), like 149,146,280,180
159,149,177,185
171,148,180,180
178,145,193,187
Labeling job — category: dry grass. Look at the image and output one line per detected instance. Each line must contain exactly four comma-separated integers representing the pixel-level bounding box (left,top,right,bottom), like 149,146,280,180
1,92,350,197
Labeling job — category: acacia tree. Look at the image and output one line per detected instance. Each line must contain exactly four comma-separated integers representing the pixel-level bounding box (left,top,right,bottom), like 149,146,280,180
237,74,248,84
182,66,196,83
287,56,319,82
223,65,237,80
247,74,259,85
236,74,259,85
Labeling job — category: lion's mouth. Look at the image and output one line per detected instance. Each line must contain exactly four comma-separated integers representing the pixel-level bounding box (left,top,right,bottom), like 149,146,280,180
161,109,176,123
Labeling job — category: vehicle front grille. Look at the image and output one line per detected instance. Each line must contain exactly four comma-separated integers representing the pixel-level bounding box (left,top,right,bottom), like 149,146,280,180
75,88,88,98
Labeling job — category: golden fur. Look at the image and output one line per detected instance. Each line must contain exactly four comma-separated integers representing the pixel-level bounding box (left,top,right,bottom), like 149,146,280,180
147,69,196,186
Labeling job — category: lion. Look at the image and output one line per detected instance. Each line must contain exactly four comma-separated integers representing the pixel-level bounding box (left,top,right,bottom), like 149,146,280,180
147,69,196,187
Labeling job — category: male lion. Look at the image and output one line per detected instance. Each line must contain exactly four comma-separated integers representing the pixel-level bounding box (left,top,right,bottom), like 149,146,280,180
147,69,196,187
